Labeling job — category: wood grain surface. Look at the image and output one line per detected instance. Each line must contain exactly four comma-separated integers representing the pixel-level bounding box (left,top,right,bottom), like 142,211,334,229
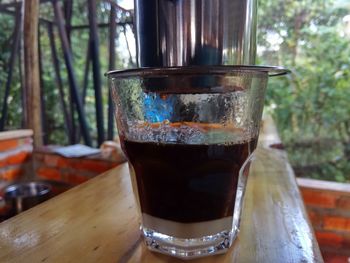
0,118,323,262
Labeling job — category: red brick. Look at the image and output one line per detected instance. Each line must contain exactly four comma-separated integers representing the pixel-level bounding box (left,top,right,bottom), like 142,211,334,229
33,152,45,161
5,151,30,165
307,210,323,228
322,252,350,263
42,154,71,168
343,235,350,248
337,196,350,210
37,167,61,181
315,231,343,247
57,157,70,167
301,189,337,208
43,154,59,166
65,173,89,185
324,216,350,232
0,159,6,168
0,167,23,181
72,159,115,173
0,139,19,152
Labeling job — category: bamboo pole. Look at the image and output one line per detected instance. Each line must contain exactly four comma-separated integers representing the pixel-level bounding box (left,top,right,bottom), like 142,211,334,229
107,4,117,140
82,41,91,106
18,36,25,129
68,21,133,30
23,0,43,147
19,2,26,129
63,0,73,45
76,39,91,143
0,8,53,26
88,0,105,146
52,0,92,146
47,24,74,144
63,0,76,141
38,28,48,144
0,7,21,131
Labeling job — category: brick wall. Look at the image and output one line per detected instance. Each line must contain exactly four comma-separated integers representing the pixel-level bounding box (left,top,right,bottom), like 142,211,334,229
33,142,126,186
0,133,125,220
261,116,350,260
0,130,34,182
0,129,125,187
297,178,350,257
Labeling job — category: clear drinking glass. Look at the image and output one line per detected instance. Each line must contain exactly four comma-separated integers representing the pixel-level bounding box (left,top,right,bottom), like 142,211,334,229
107,66,286,259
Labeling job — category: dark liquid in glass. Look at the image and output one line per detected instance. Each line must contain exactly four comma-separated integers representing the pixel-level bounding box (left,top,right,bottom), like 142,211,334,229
121,131,257,223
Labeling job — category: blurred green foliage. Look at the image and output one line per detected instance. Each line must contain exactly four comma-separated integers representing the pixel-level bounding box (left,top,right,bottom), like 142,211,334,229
258,0,350,182
0,1,131,145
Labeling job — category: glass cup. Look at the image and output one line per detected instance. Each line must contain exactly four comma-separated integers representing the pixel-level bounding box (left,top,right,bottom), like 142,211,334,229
107,66,287,259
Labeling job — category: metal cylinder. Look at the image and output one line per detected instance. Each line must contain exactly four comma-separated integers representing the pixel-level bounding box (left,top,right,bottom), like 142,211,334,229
134,0,257,67
4,182,51,214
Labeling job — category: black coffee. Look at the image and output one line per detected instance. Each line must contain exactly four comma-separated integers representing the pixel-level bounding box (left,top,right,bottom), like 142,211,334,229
121,129,257,223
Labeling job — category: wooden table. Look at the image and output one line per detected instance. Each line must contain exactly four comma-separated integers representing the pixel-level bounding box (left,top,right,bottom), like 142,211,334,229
0,117,323,263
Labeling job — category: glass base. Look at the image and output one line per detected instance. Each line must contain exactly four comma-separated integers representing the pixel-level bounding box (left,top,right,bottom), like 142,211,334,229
143,227,237,259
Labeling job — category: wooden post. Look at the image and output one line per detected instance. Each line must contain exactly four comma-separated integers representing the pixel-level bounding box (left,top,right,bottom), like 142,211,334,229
107,4,117,140
88,0,105,146
23,0,43,147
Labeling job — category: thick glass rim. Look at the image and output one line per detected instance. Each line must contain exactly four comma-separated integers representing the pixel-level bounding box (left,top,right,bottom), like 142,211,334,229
105,65,290,78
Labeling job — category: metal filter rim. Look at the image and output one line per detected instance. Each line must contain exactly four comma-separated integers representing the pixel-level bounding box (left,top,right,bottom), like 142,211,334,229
106,65,290,78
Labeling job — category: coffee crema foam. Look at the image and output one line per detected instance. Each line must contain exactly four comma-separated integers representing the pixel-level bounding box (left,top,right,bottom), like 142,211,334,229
125,121,257,145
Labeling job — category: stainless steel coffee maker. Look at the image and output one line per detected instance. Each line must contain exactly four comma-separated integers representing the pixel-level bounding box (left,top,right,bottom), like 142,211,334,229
134,0,257,67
